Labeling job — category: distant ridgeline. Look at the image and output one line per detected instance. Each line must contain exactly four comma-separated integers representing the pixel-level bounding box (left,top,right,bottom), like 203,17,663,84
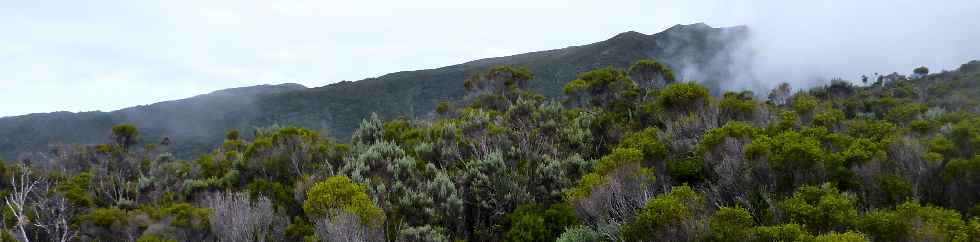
0,23,751,159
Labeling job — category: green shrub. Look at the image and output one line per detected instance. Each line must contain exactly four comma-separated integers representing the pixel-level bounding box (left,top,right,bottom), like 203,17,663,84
813,231,868,242
556,225,602,242
752,223,812,242
860,200,968,241
707,206,754,242
668,157,705,184
780,184,858,233
504,203,579,242
618,127,667,163
658,82,710,110
303,175,385,226
81,207,129,228
622,185,703,241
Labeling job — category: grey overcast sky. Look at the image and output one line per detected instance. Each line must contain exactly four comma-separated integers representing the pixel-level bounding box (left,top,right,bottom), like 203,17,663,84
2,0,978,117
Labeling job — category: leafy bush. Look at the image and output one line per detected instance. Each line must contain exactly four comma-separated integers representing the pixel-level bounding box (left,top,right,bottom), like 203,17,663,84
706,206,754,242
658,82,710,111
780,184,858,233
303,175,385,226
621,185,703,241
504,203,579,242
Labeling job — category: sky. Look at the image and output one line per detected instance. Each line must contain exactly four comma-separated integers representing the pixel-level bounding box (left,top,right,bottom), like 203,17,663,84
1,0,978,117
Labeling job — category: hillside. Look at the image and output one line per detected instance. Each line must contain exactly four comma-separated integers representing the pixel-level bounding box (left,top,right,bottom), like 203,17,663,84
0,23,749,159
3,54,978,241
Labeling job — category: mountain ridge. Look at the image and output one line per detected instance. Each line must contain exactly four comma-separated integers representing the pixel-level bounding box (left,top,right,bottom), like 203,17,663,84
0,23,752,159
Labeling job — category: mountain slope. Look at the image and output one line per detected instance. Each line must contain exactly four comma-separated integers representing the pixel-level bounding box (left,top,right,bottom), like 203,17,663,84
0,23,750,159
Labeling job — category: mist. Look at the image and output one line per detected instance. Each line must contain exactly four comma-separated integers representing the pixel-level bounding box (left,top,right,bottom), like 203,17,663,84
709,0,980,93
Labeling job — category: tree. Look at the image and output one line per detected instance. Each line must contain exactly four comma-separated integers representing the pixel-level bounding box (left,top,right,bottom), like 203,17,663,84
657,82,710,112
621,185,704,242
628,59,676,91
111,124,139,150
504,203,579,242
780,184,858,233
303,175,384,225
464,66,534,94
5,165,45,242
768,82,792,106
913,66,930,77
305,176,385,241
706,207,754,242
563,67,639,111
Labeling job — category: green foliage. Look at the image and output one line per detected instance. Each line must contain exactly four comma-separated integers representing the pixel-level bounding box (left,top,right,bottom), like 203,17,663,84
0,230,15,242
861,200,970,242
950,116,980,156
81,207,129,228
464,65,534,93
594,147,645,176
780,184,858,233
699,121,759,153
668,157,705,184
886,103,927,123
943,155,980,181
914,66,930,75
793,94,819,115
556,225,602,242
303,175,385,226
628,59,676,89
752,223,813,242
707,206,755,242
622,185,703,241
563,67,639,111
136,234,177,242
504,203,579,242
720,91,758,120
56,172,95,207
813,108,845,128
160,203,211,229
658,82,710,110
813,231,868,242
285,216,316,241
617,127,667,163
112,124,140,149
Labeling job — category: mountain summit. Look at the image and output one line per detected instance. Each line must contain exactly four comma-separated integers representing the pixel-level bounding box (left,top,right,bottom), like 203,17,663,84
0,23,751,158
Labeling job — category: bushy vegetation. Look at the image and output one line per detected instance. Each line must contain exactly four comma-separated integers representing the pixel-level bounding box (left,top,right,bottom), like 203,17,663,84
1,59,978,242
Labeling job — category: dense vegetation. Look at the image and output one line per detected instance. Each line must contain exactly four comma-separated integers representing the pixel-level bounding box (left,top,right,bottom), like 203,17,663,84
3,58,980,242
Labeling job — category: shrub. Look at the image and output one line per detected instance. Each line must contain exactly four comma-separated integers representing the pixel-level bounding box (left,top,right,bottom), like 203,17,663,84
556,225,602,242
617,127,667,163
706,206,754,242
621,185,703,241
505,203,579,242
780,184,858,233
813,231,868,242
303,175,385,226
658,82,710,111
752,223,812,242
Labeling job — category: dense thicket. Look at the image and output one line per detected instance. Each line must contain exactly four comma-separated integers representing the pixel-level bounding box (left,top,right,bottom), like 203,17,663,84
2,59,979,242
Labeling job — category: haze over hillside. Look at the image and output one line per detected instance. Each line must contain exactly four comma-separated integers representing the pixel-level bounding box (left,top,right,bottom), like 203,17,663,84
0,23,750,159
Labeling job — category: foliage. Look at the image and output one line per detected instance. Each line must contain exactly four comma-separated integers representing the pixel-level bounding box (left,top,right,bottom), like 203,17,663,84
303,175,385,226
706,206,754,242
504,203,579,242
658,82,710,111
621,185,703,241
780,184,858,233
